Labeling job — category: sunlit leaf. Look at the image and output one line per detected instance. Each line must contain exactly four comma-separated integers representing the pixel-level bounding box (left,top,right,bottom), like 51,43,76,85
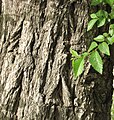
87,19,98,31
89,51,103,74
72,57,84,77
97,18,106,27
98,42,110,56
70,48,80,58
90,13,98,18
94,35,105,42
104,0,114,6
91,0,103,6
107,36,114,45
88,42,98,52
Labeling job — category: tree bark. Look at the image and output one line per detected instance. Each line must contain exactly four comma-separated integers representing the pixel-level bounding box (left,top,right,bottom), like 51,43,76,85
0,0,113,120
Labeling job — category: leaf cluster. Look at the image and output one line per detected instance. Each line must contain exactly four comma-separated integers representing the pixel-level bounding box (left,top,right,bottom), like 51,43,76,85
70,0,114,78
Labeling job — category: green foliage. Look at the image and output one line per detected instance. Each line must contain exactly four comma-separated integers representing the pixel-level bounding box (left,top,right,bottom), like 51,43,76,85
107,36,114,45
72,57,84,77
94,35,105,42
103,32,109,37
70,48,80,58
104,0,114,6
89,51,103,74
87,10,108,31
87,19,98,31
96,10,108,27
70,0,114,78
91,0,114,6
88,42,98,52
98,42,110,55
90,13,98,19
109,24,114,36
91,0,103,6
110,6,114,19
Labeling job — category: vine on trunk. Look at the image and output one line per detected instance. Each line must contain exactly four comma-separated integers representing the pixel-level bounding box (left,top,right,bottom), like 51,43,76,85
70,0,114,77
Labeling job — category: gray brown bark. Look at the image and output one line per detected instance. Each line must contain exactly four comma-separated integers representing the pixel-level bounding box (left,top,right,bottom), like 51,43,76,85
0,0,113,120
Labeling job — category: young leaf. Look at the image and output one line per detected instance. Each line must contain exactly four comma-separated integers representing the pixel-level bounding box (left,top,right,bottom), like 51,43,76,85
89,51,103,74
110,24,114,29
110,36,114,44
109,25,114,36
109,29,114,36
91,0,103,6
94,35,105,42
70,48,80,58
96,10,108,18
109,12,114,19
72,57,84,77
103,33,109,37
82,52,89,58
107,36,114,45
88,41,98,52
97,18,106,27
98,42,110,56
104,0,114,6
90,13,98,18
87,19,98,31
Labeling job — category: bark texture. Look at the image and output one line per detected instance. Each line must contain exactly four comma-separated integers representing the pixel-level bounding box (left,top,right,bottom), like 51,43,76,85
0,0,113,120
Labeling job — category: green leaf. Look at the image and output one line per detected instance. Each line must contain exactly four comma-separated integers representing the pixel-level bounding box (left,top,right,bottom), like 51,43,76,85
72,57,84,77
97,18,106,27
94,35,105,42
109,24,114,36
107,36,114,45
87,19,98,31
91,0,103,6
89,51,103,74
70,48,80,58
96,10,108,18
109,12,114,19
90,13,98,18
88,41,98,52
110,6,114,19
109,29,114,36
98,42,110,56
104,0,114,6
103,33,109,37
110,24,114,29
110,36,114,44
82,52,89,58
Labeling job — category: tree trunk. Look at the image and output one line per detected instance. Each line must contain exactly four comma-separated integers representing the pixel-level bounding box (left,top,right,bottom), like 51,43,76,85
0,0,113,120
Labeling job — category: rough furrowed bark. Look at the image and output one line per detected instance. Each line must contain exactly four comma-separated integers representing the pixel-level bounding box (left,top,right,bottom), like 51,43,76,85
0,0,113,120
